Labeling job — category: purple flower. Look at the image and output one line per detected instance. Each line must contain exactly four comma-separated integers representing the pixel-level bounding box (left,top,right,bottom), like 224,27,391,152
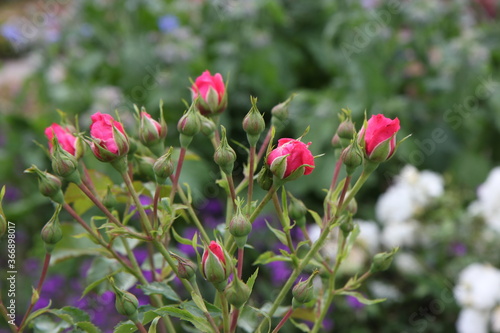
178,227,198,257
346,295,365,310
158,15,179,33
130,195,153,218
267,260,291,286
449,242,467,256
0,22,21,44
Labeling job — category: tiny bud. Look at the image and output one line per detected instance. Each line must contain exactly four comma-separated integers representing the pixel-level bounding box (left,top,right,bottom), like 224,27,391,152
336,119,355,140
340,216,354,236
225,277,251,308
214,126,236,175
289,195,307,228
341,142,363,175
201,241,231,289
102,186,118,210
200,116,217,139
257,165,273,191
25,165,64,204
331,134,341,149
177,258,197,280
41,206,63,252
153,147,175,183
370,247,399,273
115,289,139,318
229,204,252,248
177,103,201,148
138,108,167,147
243,97,265,147
51,140,79,178
292,273,316,305
136,156,156,181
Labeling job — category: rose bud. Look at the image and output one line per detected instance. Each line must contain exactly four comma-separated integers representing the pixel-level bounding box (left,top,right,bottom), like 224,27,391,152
89,112,129,164
25,165,64,204
202,241,231,290
242,97,265,147
191,70,227,116
358,114,400,163
288,194,307,228
113,287,139,319
200,116,217,139
336,119,356,141
370,247,398,273
41,206,63,253
102,185,118,210
214,126,236,175
271,94,295,132
50,140,80,182
153,147,175,184
340,141,363,175
292,272,317,307
138,109,167,147
45,123,83,158
229,204,252,248
257,165,273,191
225,276,251,309
177,258,197,280
177,103,201,148
267,138,315,181
331,133,341,149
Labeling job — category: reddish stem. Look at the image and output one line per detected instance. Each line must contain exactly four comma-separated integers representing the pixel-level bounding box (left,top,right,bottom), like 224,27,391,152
271,307,293,333
237,248,244,279
256,128,273,162
170,147,187,203
134,321,148,333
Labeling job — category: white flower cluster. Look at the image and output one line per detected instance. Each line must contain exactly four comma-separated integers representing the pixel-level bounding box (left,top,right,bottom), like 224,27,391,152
468,167,500,233
376,165,444,249
454,263,500,333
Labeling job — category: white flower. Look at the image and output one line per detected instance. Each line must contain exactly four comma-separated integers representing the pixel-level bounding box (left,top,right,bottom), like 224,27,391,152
369,280,402,301
471,167,500,232
491,306,500,332
376,165,444,224
355,219,380,254
454,263,500,310
381,219,421,249
456,308,489,333
394,251,424,275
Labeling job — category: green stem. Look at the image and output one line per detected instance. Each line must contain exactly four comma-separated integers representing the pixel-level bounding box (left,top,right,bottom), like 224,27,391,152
120,171,154,238
219,292,230,333
249,185,279,224
272,193,294,253
246,145,256,215
17,253,51,332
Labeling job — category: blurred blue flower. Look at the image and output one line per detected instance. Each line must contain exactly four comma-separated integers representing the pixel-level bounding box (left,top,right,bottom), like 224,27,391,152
0,23,21,44
157,15,179,34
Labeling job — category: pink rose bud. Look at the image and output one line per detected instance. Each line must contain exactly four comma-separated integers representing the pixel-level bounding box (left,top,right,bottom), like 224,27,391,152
89,112,129,163
201,241,230,288
138,110,167,147
191,70,227,116
267,138,315,180
359,114,400,163
45,123,80,157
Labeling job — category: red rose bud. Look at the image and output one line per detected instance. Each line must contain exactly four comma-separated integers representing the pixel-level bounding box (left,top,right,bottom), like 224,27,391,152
138,109,167,147
225,276,251,308
25,165,64,204
41,206,63,252
89,112,129,163
202,241,231,288
288,194,307,228
358,114,400,163
177,103,201,148
214,126,237,175
340,141,363,175
45,123,77,156
229,204,252,248
370,247,398,273
243,97,265,147
191,70,227,116
267,138,315,180
153,147,175,183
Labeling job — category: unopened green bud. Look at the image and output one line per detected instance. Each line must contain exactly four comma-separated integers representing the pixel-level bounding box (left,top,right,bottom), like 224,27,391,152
336,120,355,140
229,205,252,248
292,274,316,306
257,166,273,191
347,197,357,215
340,216,354,237
225,277,251,308
271,95,295,131
341,142,363,175
177,258,197,280
177,103,201,148
370,248,398,273
102,186,118,210
25,165,64,204
243,97,265,147
214,126,236,175
115,289,139,318
200,116,217,139
331,134,341,149
51,140,79,179
289,195,307,228
153,147,175,183
136,156,156,180
41,206,63,252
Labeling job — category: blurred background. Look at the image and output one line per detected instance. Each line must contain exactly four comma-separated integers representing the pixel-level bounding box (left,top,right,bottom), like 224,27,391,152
1,0,500,332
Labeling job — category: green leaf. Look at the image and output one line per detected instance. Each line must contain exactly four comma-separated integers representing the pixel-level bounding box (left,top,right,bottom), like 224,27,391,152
86,257,137,294
183,300,221,319
113,320,136,333
32,314,70,333
290,319,311,332
154,305,211,332
307,209,323,227
339,291,386,305
75,321,102,333
246,268,259,290
253,251,290,265
140,282,181,302
148,317,161,333
26,301,53,328
238,306,271,333
64,169,114,215
49,306,90,324
171,227,194,246
265,220,287,246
